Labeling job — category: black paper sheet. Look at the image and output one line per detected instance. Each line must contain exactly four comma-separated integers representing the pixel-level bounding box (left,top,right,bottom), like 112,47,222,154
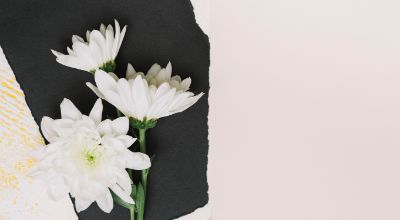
0,0,209,219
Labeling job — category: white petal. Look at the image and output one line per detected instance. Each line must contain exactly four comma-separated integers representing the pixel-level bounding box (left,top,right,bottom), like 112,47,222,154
102,136,125,151
41,116,58,142
95,69,118,92
147,87,176,118
180,77,192,91
103,90,124,113
166,92,194,113
89,99,103,125
112,19,121,58
155,63,172,83
72,35,84,43
112,19,126,58
116,170,132,195
165,61,172,77
116,23,127,58
60,98,82,120
55,54,94,71
71,41,98,67
97,119,113,136
105,24,114,60
117,135,136,148
100,24,106,36
126,63,136,79
108,72,119,81
126,152,151,170
67,47,74,55
154,83,172,99
75,197,93,212
51,49,63,57
171,75,182,82
116,79,135,115
169,92,204,115
86,82,105,99
52,119,75,137
110,184,134,204
147,63,161,77
47,181,69,201
88,40,103,67
132,76,150,120
96,190,113,213
112,117,129,135
170,80,180,89
86,31,91,41
89,30,107,64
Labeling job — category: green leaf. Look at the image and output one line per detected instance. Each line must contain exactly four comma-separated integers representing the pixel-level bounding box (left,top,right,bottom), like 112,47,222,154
116,109,122,117
144,167,151,181
128,169,133,180
111,191,131,209
131,127,137,138
131,182,137,198
143,155,155,179
136,182,146,220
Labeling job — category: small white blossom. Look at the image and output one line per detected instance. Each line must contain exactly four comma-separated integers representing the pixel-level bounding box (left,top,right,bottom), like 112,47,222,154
32,98,150,213
51,19,127,73
86,62,204,121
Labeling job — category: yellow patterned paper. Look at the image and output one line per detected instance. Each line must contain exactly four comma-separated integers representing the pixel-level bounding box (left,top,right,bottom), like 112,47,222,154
0,46,77,220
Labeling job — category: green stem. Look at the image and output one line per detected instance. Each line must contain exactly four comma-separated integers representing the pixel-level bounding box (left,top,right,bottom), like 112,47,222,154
138,128,148,220
139,129,147,189
130,205,135,220
139,129,146,154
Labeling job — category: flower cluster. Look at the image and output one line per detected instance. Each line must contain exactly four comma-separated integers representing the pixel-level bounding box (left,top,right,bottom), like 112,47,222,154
34,19,203,219
32,99,150,213
86,62,204,122
52,20,126,73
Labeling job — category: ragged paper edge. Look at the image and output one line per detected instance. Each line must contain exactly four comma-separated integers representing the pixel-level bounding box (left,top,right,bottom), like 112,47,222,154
1,1,211,216
175,204,212,220
0,46,78,220
190,0,210,36
173,1,212,219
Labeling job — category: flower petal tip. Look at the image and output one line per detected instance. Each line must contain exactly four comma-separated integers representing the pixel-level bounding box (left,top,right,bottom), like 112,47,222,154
51,49,61,57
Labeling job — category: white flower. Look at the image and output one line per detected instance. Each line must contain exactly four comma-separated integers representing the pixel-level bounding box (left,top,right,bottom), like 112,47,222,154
86,62,204,121
51,19,127,73
32,98,150,213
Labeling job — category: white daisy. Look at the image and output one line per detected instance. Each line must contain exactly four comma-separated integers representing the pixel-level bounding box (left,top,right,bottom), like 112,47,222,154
32,98,150,213
86,62,204,123
51,19,127,73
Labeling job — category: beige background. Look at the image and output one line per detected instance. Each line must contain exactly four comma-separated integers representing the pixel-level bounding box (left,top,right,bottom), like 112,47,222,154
209,0,400,219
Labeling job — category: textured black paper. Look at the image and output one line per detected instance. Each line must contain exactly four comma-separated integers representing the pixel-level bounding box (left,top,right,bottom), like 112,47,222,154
0,0,209,219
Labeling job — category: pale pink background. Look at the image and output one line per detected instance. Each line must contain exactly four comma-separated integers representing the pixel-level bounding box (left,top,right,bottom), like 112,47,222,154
209,0,400,219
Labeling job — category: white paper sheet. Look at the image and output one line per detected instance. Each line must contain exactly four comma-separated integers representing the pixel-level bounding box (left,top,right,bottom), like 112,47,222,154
0,46,77,220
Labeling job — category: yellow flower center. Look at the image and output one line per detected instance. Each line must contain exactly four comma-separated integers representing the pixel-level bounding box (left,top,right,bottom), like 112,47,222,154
83,146,103,167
